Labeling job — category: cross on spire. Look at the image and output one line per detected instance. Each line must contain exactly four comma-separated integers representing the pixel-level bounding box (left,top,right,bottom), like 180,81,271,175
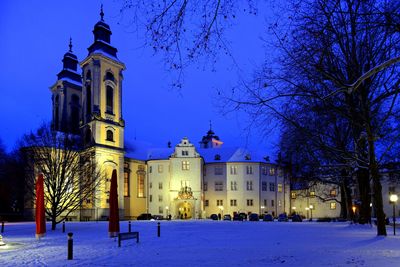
100,4,104,21
68,37,73,52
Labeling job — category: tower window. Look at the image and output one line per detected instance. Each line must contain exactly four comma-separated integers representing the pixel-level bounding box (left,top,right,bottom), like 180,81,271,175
54,95,60,130
105,72,115,82
86,85,92,116
106,86,113,114
106,130,114,141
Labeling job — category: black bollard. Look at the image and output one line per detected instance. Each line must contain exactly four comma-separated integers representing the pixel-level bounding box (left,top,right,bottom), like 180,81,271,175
157,222,160,237
67,233,73,260
128,221,131,233
62,221,65,233
1,222,4,233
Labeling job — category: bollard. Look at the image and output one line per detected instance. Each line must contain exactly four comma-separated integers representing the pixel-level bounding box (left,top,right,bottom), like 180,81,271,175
67,232,73,260
1,222,4,233
62,221,65,233
157,222,160,237
128,221,131,233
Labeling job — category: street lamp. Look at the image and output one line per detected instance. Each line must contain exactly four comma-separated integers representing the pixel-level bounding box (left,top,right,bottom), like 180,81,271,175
390,194,398,235
309,205,314,221
292,206,296,215
261,205,265,214
305,207,310,219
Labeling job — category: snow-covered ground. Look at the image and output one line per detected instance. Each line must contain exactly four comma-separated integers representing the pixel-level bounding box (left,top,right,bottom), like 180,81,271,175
0,220,399,266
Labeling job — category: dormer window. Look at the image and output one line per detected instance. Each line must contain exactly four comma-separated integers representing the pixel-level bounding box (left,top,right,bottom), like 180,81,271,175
214,154,221,160
245,154,251,160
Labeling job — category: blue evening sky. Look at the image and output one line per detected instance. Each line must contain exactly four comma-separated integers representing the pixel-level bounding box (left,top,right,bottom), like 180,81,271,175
0,1,278,155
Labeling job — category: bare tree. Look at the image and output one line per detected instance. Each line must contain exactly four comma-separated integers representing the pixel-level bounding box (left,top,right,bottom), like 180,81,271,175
22,124,104,230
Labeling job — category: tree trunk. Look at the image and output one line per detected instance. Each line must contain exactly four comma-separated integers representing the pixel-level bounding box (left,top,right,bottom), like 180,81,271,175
356,169,371,224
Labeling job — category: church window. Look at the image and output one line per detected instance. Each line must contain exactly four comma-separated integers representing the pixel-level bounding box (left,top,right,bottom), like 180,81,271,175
137,173,145,197
70,94,80,133
86,85,92,116
105,71,115,82
124,172,129,197
106,86,113,114
106,130,114,141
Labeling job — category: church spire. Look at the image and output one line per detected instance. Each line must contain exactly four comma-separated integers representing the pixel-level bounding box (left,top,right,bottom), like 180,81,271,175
69,37,73,52
56,38,80,82
100,4,104,21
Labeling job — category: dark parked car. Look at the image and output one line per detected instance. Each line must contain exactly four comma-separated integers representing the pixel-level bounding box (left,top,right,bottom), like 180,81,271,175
292,214,302,222
210,214,219,220
278,213,288,222
223,214,232,221
239,213,248,221
233,214,243,221
263,214,274,222
137,213,153,220
249,213,260,221
153,215,164,220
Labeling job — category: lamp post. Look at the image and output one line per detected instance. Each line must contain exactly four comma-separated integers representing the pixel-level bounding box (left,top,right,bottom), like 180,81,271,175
309,205,314,221
292,206,296,214
261,205,265,215
165,206,169,220
390,194,398,236
305,207,310,219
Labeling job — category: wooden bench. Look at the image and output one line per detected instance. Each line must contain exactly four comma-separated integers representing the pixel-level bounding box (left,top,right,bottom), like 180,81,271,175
118,232,139,247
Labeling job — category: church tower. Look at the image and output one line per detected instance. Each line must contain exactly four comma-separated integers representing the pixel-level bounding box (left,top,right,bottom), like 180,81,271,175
80,6,126,219
50,39,82,134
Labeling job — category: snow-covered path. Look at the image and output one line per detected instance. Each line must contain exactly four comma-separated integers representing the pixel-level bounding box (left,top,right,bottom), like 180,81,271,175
0,221,399,266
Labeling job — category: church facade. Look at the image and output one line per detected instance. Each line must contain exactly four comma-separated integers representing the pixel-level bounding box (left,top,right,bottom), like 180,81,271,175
47,8,347,221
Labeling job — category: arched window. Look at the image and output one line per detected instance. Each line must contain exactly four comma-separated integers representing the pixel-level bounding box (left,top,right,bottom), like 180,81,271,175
106,86,113,113
105,72,115,82
86,70,92,81
86,85,92,116
106,130,114,141
70,94,80,133
54,95,60,130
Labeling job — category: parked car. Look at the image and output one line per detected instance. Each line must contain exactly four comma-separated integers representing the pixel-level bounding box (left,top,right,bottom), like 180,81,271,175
137,213,152,220
263,214,274,222
291,214,302,222
223,214,232,221
239,213,248,221
153,215,164,220
233,214,243,221
278,213,288,222
249,213,260,221
210,214,219,220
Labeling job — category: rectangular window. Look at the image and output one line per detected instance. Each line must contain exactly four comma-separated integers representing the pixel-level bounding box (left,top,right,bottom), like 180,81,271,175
159,206,164,214
269,167,275,176
137,173,145,197
217,199,223,206
158,165,163,173
124,172,129,197
330,189,337,197
230,165,237,175
246,181,253,191
246,165,253,175
278,200,281,207
215,167,223,175
278,183,283,193
204,182,208,191
230,199,237,206
149,182,152,189
262,166,268,175
149,166,152,173
271,199,274,207
269,182,275,192
263,199,267,206
149,195,152,202
182,150,189,156
247,199,253,206
182,161,190,170
159,182,163,190
215,181,223,191
262,181,267,191
231,181,237,191
310,191,315,197
330,202,336,210
205,200,209,207
291,192,296,199
158,195,163,202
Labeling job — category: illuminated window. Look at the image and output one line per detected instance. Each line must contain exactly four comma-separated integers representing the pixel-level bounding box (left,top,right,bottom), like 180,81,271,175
330,202,336,210
217,199,223,206
137,173,145,197
106,86,113,114
278,183,283,192
215,167,223,175
231,181,237,191
310,191,315,197
291,192,296,199
215,181,223,191
246,166,253,174
269,182,275,192
330,189,337,197
158,165,163,173
106,130,114,141
124,172,129,197
230,165,237,175
246,181,253,191
182,161,190,170
247,199,253,206
262,181,267,191
230,199,237,206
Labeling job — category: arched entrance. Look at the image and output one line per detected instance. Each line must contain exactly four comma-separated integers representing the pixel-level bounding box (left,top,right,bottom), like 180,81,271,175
178,201,192,219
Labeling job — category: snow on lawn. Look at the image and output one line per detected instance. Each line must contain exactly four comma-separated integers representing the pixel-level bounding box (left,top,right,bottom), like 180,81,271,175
0,220,399,266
